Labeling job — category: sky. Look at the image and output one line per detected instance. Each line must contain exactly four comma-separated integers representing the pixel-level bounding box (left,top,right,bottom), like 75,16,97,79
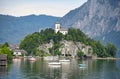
0,0,87,17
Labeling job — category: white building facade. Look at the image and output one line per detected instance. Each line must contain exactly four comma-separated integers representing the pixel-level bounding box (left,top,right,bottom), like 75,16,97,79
55,22,68,35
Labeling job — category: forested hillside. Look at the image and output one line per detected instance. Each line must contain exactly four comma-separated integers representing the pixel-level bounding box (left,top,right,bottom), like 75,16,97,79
20,28,117,57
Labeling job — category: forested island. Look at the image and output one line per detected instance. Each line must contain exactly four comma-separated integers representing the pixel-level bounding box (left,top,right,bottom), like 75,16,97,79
0,27,117,63
20,28,117,58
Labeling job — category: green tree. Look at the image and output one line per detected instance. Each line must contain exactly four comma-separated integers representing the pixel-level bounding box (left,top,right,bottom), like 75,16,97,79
48,48,52,54
95,41,108,57
2,42,9,47
106,43,117,57
54,49,61,55
77,50,84,59
20,33,41,55
0,46,12,61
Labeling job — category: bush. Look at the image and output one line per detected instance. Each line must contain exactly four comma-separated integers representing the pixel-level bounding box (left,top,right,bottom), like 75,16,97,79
77,50,84,58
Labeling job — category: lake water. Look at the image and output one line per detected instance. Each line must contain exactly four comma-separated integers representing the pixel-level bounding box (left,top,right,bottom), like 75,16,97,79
0,58,120,79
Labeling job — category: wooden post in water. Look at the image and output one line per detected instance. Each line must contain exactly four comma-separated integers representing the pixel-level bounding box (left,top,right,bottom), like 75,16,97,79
0,54,7,66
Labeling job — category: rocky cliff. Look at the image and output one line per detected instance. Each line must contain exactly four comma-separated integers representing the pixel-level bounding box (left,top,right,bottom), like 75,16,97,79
37,40,93,57
60,0,120,49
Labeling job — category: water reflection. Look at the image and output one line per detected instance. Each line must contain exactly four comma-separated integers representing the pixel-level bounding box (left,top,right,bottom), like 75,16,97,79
0,66,7,76
116,51,120,70
61,61,70,79
47,66,61,79
83,60,120,79
0,58,120,79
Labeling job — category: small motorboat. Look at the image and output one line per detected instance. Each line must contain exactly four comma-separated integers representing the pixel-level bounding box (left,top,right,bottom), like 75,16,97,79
59,59,70,62
79,64,86,66
29,57,36,61
48,62,61,65
78,64,87,68
48,64,61,68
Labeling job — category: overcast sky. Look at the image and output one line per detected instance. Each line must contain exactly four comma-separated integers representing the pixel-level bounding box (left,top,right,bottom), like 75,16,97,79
0,0,87,17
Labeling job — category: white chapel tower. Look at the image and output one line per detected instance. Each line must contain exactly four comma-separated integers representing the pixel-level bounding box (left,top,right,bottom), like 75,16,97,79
54,22,68,35
55,22,60,33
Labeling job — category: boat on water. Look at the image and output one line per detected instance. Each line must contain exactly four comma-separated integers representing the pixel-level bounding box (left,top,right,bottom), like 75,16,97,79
78,64,87,68
28,52,36,61
59,59,70,62
29,57,36,61
48,64,61,68
49,62,61,65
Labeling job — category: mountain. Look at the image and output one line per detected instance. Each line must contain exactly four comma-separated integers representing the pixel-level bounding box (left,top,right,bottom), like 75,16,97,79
60,0,120,49
0,14,60,44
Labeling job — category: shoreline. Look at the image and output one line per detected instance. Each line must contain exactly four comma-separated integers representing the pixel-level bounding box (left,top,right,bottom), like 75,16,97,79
13,56,120,60
92,57,120,60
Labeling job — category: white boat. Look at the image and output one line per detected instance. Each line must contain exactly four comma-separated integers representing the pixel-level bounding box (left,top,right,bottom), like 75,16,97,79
59,59,70,62
28,52,36,61
29,57,36,61
48,64,61,68
49,62,61,65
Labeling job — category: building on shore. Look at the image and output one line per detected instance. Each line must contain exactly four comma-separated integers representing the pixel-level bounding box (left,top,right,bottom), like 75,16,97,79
0,54,7,66
9,44,26,56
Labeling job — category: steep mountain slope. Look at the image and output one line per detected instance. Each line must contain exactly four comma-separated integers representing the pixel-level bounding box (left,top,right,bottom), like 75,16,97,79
60,0,120,49
0,14,60,44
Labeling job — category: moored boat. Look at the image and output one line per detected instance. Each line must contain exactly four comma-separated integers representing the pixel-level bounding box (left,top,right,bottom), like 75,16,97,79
59,59,70,62
78,64,87,68
49,62,61,65
29,57,36,61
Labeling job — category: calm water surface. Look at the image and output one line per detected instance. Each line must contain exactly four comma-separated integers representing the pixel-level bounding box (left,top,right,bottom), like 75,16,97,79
0,58,120,79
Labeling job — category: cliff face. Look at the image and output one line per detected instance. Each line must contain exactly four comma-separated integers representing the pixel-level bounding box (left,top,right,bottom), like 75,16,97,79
60,40,92,57
60,0,120,37
37,40,93,57
60,0,120,50
38,42,53,54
